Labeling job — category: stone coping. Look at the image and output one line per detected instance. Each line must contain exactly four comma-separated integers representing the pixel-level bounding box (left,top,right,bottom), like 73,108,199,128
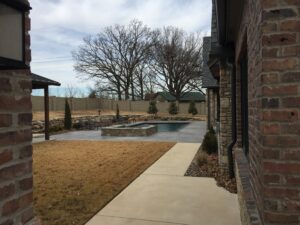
235,148,262,225
105,124,156,130
127,120,190,126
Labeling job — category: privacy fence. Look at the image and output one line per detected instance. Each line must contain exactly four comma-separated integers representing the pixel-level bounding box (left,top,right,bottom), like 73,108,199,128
32,96,207,115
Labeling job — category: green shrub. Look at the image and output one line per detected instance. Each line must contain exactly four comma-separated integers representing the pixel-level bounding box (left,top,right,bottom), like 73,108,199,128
116,104,120,120
168,102,178,115
202,127,218,155
64,99,72,130
49,125,63,133
197,154,208,166
147,101,158,115
188,101,198,115
73,123,82,130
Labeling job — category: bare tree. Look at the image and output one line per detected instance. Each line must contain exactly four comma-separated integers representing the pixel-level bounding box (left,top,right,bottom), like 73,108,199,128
73,20,157,100
133,63,158,100
151,27,203,101
64,84,81,110
65,84,80,98
93,80,120,99
187,76,205,93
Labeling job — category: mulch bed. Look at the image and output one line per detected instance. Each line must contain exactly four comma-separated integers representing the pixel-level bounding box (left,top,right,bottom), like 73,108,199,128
185,147,237,194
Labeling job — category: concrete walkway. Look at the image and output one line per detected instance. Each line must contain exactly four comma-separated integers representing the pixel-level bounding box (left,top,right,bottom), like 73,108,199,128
86,143,241,225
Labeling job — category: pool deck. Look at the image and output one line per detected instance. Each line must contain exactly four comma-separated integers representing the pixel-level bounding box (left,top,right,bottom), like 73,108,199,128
33,121,206,143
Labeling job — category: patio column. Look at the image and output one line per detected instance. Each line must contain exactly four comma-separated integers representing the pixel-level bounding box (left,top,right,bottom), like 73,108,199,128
44,86,50,140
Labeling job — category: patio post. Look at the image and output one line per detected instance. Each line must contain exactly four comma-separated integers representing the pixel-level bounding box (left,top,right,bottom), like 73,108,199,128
44,86,50,140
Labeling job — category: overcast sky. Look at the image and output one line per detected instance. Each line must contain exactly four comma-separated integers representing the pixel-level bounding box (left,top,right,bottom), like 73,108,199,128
30,0,212,96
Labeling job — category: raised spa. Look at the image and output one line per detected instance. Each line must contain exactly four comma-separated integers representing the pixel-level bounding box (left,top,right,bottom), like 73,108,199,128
101,122,189,136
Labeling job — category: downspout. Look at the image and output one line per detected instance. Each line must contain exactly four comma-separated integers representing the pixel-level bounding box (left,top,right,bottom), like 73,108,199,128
227,62,236,179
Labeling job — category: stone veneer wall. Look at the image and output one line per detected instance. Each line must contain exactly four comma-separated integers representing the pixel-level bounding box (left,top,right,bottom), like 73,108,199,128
213,89,219,128
207,88,218,130
218,65,232,170
233,0,300,224
0,2,39,224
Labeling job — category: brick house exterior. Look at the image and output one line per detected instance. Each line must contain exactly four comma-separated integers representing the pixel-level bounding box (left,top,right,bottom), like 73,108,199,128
202,37,219,131
0,1,38,224
208,0,300,225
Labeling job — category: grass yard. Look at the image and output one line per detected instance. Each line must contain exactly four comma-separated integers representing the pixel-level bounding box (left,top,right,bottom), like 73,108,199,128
33,141,175,225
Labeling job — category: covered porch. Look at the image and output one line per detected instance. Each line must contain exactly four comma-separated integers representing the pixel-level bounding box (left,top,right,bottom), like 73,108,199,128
32,73,61,140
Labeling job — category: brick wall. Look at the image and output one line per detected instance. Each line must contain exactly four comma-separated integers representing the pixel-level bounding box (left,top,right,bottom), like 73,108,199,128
233,0,300,224
259,0,300,224
0,4,38,225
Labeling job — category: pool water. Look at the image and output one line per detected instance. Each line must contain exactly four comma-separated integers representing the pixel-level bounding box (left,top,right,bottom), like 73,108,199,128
132,123,188,132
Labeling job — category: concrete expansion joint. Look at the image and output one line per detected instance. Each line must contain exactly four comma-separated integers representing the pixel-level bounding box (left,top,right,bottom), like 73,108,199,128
96,215,188,225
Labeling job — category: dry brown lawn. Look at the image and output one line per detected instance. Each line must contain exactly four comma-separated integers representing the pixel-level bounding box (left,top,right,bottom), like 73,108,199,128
33,141,175,225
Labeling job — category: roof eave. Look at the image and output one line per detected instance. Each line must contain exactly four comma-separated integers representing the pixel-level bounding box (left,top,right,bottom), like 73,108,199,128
1,0,32,11
31,73,61,89
202,85,219,89
215,0,245,46
215,0,226,45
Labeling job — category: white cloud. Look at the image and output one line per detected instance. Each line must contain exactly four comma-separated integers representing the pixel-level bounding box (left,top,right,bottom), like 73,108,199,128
29,0,212,91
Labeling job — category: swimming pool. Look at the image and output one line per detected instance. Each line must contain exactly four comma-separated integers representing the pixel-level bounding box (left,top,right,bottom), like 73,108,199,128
131,122,189,132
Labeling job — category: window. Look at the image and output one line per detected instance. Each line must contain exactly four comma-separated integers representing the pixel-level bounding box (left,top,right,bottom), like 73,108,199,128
0,3,23,61
240,55,249,155
0,1,31,69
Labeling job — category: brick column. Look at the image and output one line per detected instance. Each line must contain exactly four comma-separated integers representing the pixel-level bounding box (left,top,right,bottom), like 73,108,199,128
218,63,232,170
0,4,39,225
0,70,33,225
207,88,219,130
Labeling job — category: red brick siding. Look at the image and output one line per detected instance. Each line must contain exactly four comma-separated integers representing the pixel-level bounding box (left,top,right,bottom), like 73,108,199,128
233,0,265,224
260,0,300,224
234,0,300,224
0,2,36,224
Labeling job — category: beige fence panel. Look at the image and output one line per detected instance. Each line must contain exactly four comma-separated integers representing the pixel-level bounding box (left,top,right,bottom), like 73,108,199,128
32,96,207,115
132,101,149,112
113,100,131,111
100,99,113,110
32,96,44,111
53,97,65,111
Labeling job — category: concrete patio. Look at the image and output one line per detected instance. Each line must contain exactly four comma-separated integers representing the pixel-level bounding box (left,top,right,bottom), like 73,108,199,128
85,143,241,225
